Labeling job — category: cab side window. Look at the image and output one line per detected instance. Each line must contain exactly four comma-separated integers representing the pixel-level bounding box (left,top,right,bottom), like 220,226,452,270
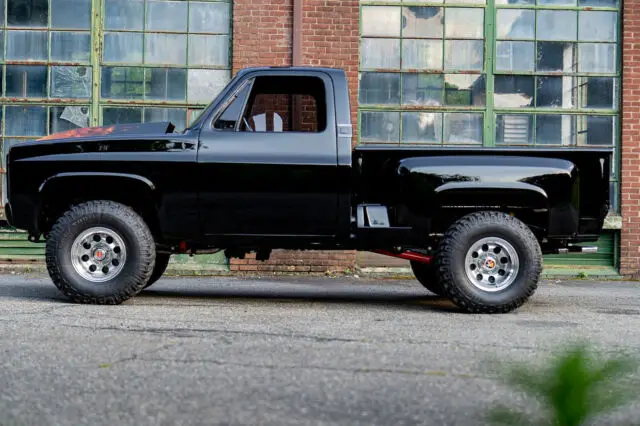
214,75,326,133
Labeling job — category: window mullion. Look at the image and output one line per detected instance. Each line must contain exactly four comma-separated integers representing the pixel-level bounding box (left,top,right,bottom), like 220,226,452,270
90,0,102,126
484,0,495,147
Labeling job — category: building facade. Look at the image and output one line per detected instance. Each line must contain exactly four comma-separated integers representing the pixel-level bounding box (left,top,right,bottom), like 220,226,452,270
0,0,635,276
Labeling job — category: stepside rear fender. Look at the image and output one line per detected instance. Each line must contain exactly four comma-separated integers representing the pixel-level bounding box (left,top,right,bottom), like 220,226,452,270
396,155,579,236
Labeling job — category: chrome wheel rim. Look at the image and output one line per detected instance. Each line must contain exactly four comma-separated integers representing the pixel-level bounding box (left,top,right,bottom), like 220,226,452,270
70,227,127,283
464,237,519,292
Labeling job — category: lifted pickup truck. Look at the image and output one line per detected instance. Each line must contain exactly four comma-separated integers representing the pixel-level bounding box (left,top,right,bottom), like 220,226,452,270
5,66,612,313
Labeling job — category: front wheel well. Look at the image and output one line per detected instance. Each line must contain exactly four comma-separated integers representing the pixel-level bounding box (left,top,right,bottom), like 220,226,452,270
38,177,162,241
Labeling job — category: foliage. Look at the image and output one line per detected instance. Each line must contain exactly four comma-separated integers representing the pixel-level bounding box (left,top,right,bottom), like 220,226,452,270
488,343,638,426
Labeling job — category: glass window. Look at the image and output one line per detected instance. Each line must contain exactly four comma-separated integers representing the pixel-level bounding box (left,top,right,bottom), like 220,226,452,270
496,115,533,146
7,0,47,27
402,39,442,70
402,7,443,39
536,76,576,109
494,76,534,108
189,1,230,34
402,74,443,106
104,0,144,31
145,34,187,65
536,115,576,146
359,72,400,105
145,68,187,101
101,67,146,100
497,9,534,39
361,39,400,69
445,8,483,39
5,65,47,97
146,0,188,32
445,40,483,70
537,11,577,41
444,74,485,106
577,116,615,146
581,77,617,110
6,30,47,60
188,35,229,67
103,107,143,125
104,32,143,63
444,113,483,144
579,11,617,42
361,111,400,143
144,108,187,132
51,32,91,62
579,43,616,73
362,6,400,37
51,106,90,132
402,112,442,144
51,0,91,29
50,66,92,99
496,41,535,72
187,69,230,103
5,106,47,136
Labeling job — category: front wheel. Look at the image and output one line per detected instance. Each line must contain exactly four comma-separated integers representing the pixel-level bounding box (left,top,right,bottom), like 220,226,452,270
45,200,156,304
410,261,443,296
144,253,171,289
435,211,542,314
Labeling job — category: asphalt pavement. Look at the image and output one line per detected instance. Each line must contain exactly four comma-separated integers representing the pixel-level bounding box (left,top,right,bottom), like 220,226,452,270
1,274,640,426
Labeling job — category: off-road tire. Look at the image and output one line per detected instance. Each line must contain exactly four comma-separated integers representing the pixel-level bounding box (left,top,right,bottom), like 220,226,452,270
435,211,542,314
410,261,444,296
144,253,171,289
45,200,156,304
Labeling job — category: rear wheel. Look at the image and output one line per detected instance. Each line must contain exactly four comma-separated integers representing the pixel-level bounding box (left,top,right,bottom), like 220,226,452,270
410,261,443,296
435,211,542,314
45,200,156,304
144,253,171,289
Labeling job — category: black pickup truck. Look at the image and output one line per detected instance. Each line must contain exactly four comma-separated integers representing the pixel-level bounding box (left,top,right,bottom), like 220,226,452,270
4,66,612,313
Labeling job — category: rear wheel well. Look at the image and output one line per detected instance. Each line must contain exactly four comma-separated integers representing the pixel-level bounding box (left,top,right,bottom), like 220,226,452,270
38,177,162,242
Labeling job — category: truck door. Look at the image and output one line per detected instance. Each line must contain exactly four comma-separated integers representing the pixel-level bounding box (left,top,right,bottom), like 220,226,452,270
197,70,340,238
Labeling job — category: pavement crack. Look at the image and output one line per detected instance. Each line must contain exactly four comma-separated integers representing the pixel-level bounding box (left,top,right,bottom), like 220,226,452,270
98,343,178,368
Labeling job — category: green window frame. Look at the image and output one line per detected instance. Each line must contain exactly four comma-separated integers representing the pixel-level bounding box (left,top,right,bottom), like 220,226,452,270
358,0,621,212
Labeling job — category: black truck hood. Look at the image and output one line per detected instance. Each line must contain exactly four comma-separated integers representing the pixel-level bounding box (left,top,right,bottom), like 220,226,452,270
35,121,176,142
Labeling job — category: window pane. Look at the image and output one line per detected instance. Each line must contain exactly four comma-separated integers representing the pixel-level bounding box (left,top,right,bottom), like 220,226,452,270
536,42,576,73
402,73,443,106
444,74,485,106
50,66,91,98
577,116,615,146
495,0,534,3
104,32,143,63
101,67,145,99
402,39,442,70
579,43,616,73
538,0,576,5
103,108,142,125
443,113,482,144
51,32,90,62
5,106,46,136
537,76,576,108
445,8,483,39
187,69,229,103
536,115,576,145
402,112,442,144
496,41,534,72
359,72,400,105
5,65,46,97
497,9,534,40
146,0,187,32
362,6,400,37
188,35,229,67
496,115,533,145
8,0,47,27
104,0,143,30
189,1,230,34
402,6,443,39
579,0,617,6
361,38,400,69
145,68,186,101
581,77,617,110
52,0,91,29
145,34,187,65
445,40,483,71
50,106,90,132
537,11,577,41
361,111,400,143
494,76,534,108
6,31,47,60
579,11,617,42
144,108,186,132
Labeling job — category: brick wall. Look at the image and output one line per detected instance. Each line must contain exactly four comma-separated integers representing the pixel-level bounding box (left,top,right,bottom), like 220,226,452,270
229,0,360,274
621,0,640,277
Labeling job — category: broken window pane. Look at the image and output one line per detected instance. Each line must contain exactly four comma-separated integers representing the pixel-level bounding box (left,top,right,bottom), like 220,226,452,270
494,76,534,108
103,107,143,126
188,35,229,67
536,42,577,73
51,0,91,29
146,0,187,32
50,106,90,132
189,1,230,34
145,68,186,101
50,66,92,98
145,34,187,65
6,30,47,60
443,113,483,144
103,32,143,63
8,0,48,27
444,74,486,106
403,7,443,39
187,69,229,103
5,65,47,97
361,111,400,143
104,0,143,31
5,106,47,136
144,108,186,132
51,32,90,62
402,112,442,144
536,76,577,108
101,67,145,99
